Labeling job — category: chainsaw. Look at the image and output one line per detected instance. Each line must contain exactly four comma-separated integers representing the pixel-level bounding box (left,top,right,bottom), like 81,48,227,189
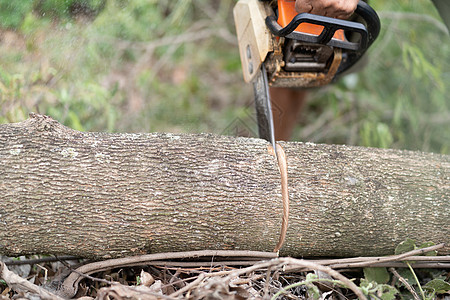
233,0,380,153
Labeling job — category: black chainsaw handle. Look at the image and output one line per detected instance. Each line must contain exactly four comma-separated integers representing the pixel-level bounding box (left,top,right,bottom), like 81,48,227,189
265,1,380,54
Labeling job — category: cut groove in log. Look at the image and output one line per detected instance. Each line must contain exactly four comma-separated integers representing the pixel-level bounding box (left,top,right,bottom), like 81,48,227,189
0,114,448,259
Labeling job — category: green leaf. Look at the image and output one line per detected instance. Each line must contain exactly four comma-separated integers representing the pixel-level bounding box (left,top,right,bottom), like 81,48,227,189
379,285,399,300
364,267,390,284
359,278,374,291
418,242,437,256
424,279,450,294
360,279,398,300
395,238,416,255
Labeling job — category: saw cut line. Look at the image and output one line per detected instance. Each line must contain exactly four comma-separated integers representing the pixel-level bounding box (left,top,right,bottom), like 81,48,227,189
271,143,289,253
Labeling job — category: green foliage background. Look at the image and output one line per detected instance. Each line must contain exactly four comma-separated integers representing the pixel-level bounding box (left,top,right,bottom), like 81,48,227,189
0,0,449,153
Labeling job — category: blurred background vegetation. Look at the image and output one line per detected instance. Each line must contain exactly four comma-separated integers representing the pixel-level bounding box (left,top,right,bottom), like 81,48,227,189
0,0,448,153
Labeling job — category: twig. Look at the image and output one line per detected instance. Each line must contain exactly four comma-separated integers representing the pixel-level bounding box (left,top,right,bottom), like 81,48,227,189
315,255,450,265
389,267,420,300
284,258,367,300
36,264,48,282
169,273,206,298
337,243,444,268
112,28,217,52
142,256,450,269
58,250,276,298
58,259,115,286
0,262,65,300
263,266,272,299
407,262,426,300
335,262,450,269
141,260,269,267
156,265,235,275
167,268,183,290
285,244,446,272
4,256,80,266
223,258,367,300
378,11,448,35
58,259,175,299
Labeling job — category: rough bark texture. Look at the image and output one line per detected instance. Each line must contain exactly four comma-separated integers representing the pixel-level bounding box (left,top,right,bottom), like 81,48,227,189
0,114,448,259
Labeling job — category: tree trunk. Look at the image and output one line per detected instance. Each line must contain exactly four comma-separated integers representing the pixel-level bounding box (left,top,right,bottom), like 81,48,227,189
0,114,448,259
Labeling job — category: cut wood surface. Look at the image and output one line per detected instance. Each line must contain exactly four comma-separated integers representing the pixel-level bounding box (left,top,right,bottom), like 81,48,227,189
0,114,448,259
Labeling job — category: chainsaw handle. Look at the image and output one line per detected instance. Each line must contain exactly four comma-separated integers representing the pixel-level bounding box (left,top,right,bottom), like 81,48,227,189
352,1,381,49
265,1,380,53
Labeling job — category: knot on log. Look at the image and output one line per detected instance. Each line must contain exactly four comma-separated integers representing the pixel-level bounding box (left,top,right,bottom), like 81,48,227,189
27,113,76,136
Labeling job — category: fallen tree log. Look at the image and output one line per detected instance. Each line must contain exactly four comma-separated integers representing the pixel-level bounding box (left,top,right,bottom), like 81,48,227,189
0,114,448,259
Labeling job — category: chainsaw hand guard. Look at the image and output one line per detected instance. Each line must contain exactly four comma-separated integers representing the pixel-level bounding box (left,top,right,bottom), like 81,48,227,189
265,1,380,75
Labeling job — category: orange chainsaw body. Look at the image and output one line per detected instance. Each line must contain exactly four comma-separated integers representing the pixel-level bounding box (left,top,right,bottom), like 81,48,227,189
277,0,345,40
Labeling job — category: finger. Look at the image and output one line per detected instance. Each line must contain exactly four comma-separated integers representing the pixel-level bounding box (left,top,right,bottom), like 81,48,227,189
319,0,351,19
334,0,358,18
335,12,352,20
295,0,314,13
296,0,358,19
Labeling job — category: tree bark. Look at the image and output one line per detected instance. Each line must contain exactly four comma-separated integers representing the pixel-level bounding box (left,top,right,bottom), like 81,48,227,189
0,114,448,259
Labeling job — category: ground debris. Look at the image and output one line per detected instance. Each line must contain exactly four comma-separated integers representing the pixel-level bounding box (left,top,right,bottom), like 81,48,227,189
1,247,449,300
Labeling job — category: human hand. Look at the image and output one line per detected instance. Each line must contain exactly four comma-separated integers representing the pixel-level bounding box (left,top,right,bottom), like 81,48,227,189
295,0,359,19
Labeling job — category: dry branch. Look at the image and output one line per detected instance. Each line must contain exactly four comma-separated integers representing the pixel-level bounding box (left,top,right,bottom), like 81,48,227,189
0,114,449,259
0,262,64,300
58,250,277,298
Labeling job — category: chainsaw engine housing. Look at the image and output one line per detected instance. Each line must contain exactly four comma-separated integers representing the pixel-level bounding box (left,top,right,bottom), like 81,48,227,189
233,0,342,88
233,0,380,88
